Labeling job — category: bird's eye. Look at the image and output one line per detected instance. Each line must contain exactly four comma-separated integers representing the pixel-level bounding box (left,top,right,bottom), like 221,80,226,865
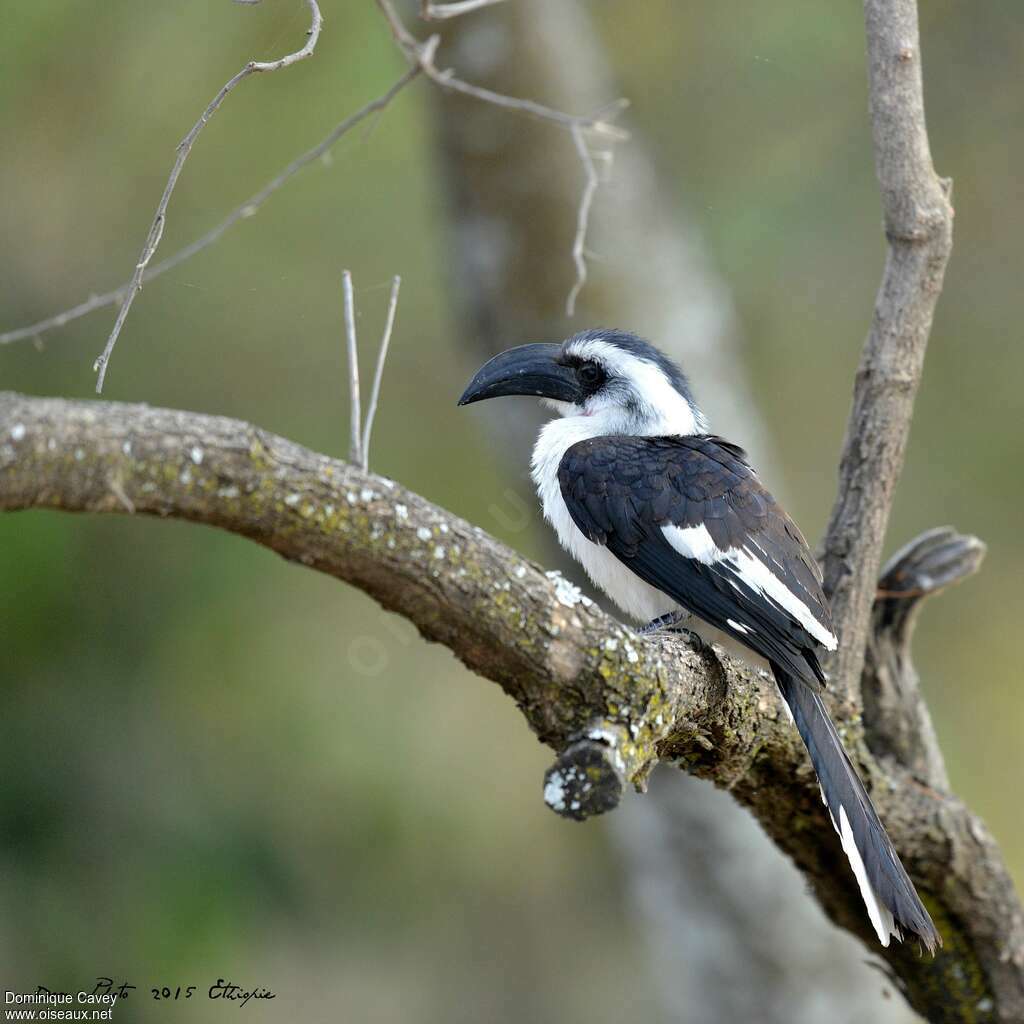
578,362,603,386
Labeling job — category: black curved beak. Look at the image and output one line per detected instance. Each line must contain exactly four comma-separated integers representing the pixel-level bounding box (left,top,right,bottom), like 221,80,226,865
457,343,581,407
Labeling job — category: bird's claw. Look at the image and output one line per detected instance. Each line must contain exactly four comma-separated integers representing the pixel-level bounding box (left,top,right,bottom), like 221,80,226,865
637,612,707,649
637,611,685,635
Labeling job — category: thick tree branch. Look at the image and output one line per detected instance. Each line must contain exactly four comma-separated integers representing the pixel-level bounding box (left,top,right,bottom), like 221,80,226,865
822,0,954,708
2,392,1021,1021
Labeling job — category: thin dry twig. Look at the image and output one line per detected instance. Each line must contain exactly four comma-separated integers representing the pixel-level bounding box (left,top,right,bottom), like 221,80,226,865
3,0,624,362
3,0,623,352
565,124,598,317
361,275,401,472
0,67,418,350
377,0,627,141
420,0,507,20
342,270,362,467
378,0,626,315
90,0,323,393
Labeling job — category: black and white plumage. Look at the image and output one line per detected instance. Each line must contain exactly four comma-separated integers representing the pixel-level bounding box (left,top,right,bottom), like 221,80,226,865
459,328,940,953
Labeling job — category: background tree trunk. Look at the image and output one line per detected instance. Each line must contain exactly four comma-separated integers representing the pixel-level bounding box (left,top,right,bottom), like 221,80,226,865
430,1,912,1018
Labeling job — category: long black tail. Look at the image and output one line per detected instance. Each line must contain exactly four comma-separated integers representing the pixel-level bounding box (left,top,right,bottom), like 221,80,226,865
773,665,940,952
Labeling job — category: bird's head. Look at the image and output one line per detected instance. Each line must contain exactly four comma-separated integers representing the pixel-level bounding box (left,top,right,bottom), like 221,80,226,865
457,329,705,436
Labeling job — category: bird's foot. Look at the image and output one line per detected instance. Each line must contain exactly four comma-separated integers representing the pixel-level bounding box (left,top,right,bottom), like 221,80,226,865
636,612,705,648
637,611,685,635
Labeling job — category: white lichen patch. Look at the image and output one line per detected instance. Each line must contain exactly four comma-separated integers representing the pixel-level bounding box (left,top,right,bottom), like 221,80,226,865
378,477,395,490
284,493,301,507
623,641,640,664
189,446,204,465
394,504,409,521
543,771,567,812
433,545,445,560
346,491,358,505
514,565,527,579
74,448,85,461
47,438,57,452
416,526,432,542
121,440,131,456
179,468,192,485
439,523,449,534
604,638,619,652
585,726,628,777
10,424,26,441
360,487,375,503
217,485,240,499
545,570,585,608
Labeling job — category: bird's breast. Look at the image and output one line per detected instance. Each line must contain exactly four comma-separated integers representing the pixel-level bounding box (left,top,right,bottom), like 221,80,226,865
530,419,676,623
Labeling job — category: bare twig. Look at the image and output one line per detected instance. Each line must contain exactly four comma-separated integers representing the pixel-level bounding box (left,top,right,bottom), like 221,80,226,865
377,0,627,141
0,67,418,350
90,0,323,393
565,125,598,316
361,276,401,472
3,0,622,351
420,0,507,20
379,0,626,315
820,0,955,708
342,271,362,467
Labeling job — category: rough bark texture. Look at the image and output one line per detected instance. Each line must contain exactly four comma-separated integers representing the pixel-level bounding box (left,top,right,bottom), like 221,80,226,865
821,0,955,711
2,392,1022,1022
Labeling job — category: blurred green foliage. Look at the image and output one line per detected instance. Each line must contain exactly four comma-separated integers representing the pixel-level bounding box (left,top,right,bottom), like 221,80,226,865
1,1,1020,1020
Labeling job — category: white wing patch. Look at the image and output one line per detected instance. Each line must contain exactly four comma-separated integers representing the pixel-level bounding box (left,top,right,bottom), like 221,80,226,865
661,524,837,650
661,523,721,562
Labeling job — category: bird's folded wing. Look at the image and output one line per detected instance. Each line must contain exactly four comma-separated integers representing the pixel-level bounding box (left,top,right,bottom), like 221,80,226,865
557,434,836,686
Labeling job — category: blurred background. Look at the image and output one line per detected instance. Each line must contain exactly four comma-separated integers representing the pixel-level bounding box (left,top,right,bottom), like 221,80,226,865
1,2,1021,1021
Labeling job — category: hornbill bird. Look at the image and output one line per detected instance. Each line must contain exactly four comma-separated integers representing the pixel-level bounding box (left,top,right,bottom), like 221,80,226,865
458,328,940,953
